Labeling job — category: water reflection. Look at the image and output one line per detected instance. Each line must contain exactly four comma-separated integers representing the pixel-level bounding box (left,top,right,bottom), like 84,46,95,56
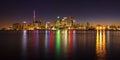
50,30,54,54
73,30,76,56
45,30,50,58
107,31,110,56
2,27,120,60
21,30,111,60
22,30,27,60
45,30,50,53
68,30,73,58
33,30,39,57
55,30,61,58
61,30,68,58
96,30,106,60
61,30,75,59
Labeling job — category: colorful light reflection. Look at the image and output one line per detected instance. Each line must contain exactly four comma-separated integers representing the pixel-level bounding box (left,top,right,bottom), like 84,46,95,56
50,30,54,54
34,30,39,56
64,30,68,47
22,30,27,59
61,30,68,57
30,30,40,59
68,30,73,57
73,30,76,54
45,30,50,53
96,30,106,59
56,30,61,56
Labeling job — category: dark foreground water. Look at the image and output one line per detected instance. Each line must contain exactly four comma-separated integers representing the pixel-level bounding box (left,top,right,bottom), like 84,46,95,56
0,30,120,60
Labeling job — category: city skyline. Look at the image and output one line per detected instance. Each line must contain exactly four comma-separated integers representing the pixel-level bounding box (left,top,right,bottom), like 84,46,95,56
1,0,120,28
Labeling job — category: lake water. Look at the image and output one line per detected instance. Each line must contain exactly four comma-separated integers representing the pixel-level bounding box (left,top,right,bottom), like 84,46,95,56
0,30,120,60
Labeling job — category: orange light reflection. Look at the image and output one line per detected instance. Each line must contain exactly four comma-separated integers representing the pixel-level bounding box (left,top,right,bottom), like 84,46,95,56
96,30,106,60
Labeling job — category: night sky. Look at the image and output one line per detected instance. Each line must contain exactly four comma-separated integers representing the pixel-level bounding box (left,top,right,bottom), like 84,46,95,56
0,0,120,28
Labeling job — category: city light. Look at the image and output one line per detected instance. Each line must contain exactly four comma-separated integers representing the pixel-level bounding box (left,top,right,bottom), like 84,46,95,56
96,26,106,30
1,16,120,31
1,15,120,30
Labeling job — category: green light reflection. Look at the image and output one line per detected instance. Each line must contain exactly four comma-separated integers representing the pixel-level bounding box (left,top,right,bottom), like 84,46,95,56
56,30,61,58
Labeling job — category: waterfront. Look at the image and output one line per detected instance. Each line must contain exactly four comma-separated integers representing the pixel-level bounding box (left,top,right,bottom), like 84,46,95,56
0,30,120,60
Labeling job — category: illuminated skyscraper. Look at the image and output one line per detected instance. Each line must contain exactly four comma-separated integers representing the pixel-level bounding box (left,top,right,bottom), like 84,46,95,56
69,16,75,29
32,10,42,29
62,17,68,25
86,22,90,30
22,21,28,30
12,23,21,30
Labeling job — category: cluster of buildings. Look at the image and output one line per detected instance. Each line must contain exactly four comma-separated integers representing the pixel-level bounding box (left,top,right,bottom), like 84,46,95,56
2,16,120,31
1,11,120,31
10,16,92,30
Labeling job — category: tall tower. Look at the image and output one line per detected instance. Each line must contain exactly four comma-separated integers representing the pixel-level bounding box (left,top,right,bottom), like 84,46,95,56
69,16,74,26
33,10,36,23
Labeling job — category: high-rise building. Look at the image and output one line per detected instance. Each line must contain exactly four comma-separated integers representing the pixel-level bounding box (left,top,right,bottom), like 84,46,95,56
86,22,90,30
32,10,41,29
12,23,21,30
70,16,75,26
62,17,68,25
21,21,28,30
